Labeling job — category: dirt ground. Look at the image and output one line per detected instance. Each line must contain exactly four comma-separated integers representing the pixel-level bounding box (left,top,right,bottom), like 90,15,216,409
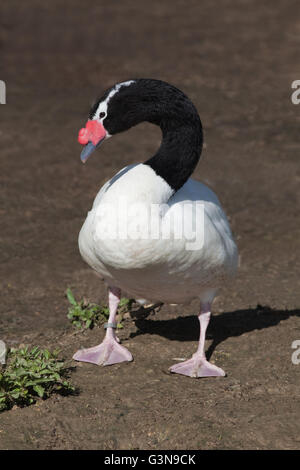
0,0,299,450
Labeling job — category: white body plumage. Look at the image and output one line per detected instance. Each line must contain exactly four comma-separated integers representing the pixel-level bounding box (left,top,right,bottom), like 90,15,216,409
79,163,238,305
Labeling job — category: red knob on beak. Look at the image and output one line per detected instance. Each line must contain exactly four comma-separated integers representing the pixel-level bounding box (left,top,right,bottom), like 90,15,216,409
78,120,106,146
78,120,107,162
78,127,89,145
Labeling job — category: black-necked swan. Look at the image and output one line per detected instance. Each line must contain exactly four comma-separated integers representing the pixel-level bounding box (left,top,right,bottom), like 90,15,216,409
73,79,238,378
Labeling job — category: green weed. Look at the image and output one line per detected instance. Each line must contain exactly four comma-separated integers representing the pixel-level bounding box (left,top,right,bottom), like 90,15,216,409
66,288,134,330
0,346,74,412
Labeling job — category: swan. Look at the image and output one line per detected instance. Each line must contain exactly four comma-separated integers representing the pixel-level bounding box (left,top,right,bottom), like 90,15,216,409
73,79,238,378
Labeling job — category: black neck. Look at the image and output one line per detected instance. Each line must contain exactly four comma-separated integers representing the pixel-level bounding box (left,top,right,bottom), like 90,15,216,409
101,78,203,191
145,117,203,192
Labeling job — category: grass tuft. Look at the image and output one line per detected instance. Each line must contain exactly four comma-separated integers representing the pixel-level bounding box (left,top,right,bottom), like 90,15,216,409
66,288,134,330
0,346,75,412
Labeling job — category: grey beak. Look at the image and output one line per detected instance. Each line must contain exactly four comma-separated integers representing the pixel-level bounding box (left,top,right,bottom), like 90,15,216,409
80,142,97,163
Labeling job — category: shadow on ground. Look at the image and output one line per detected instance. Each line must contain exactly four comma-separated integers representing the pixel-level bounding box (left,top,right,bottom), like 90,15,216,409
131,305,300,359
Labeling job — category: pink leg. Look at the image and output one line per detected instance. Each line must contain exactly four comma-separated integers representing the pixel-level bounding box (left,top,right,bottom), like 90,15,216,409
73,286,133,366
169,302,225,378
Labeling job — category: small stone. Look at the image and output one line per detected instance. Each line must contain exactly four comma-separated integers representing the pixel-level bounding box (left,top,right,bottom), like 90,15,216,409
0,340,7,364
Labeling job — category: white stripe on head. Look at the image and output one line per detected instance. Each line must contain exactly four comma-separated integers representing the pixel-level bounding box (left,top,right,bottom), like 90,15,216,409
93,80,135,122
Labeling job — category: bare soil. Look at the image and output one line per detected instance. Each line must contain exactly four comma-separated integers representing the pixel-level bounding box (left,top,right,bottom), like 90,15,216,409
0,0,299,449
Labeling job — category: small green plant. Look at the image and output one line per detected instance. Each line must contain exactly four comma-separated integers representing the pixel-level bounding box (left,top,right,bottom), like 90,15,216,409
115,297,135,328
66,288,107,329
0,346,75,412
118,297,135,312
66,288,134,330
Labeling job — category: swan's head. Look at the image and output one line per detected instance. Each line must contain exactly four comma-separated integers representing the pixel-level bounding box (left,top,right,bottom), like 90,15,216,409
78,80,143,162
78,78,200,163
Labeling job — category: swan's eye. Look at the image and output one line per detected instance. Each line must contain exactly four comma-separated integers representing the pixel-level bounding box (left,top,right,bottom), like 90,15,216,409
99,112,106,119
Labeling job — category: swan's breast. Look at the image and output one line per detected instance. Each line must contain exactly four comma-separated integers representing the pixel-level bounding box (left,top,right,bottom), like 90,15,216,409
79,169,238,283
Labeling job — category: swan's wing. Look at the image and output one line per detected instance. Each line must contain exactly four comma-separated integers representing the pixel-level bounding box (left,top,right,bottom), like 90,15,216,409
168,178,234,239
165,179,238,271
